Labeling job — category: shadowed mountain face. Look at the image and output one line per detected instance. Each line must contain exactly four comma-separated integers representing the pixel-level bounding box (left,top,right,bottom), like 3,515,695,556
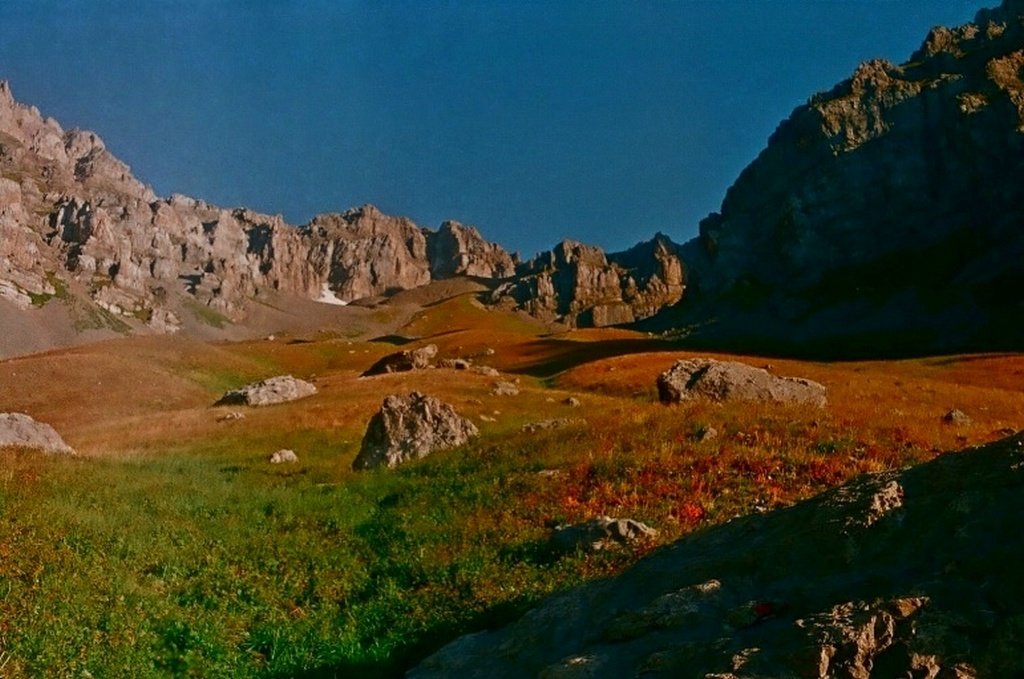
411,432,1024,678
657,0,1024,354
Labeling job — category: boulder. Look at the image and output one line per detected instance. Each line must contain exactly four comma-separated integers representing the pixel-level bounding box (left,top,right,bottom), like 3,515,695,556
268,449,298,464
217,375,317,406
657,358,826,406
352,392,479,470
362,344,438,376
0,413,74,455
943,408,971,425
550,516,658,554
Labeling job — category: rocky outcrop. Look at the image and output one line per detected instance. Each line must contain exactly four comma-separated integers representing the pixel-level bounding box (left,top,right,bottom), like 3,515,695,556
490,234,685,327
426,220,517,279
217,375,317,407
361,344,438,377
666,0,1024,352
0,412,74,455
0,80,688,348
657,358,827,406
352,392,479,470
411,432,1024,678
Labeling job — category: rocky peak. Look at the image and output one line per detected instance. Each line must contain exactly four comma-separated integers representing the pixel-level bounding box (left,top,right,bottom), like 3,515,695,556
668,0,1024,352
490,233,685,327
425,220,517,279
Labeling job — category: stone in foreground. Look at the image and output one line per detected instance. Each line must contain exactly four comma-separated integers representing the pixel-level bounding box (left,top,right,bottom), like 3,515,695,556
410,432,1024,679
0,413,75,455
657,358,826,406
550,516,658,554
217,375,317,407
361,344,438,377
353,392,479,470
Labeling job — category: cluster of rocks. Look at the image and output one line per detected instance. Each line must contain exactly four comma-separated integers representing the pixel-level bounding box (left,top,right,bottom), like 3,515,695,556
362,344,439,376
411,431,1024,678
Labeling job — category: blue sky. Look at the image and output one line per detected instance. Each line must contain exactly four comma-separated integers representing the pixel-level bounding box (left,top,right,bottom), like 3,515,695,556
0,1,981,256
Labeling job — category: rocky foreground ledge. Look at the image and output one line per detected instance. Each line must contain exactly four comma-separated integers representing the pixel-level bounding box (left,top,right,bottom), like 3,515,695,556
411,433,1024,678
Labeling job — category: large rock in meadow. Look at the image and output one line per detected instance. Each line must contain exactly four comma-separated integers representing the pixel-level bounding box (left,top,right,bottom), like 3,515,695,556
0,413,75,455
353,392,479,470
657,358,826,406
361,344,438,377
217,375,317,407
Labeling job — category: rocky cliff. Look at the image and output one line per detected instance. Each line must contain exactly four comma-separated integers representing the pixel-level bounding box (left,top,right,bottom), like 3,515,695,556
658,0,1024,353
490,233,685,327
0,80,682,348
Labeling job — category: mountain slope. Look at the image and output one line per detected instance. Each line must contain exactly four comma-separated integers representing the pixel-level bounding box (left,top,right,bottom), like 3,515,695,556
656,0,1024,354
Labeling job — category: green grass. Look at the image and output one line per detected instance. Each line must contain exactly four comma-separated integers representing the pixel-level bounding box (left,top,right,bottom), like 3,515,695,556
0,430,625,678
183,299,230,329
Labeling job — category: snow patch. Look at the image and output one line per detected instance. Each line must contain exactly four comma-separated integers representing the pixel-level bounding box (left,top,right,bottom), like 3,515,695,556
316,283,348,306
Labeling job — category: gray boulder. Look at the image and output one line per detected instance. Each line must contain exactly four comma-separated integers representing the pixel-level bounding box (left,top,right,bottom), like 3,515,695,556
0,413,74,455
217,375,317,406
550,516,658,554
353,392,479,470
362,344,438,377
657,358,826,406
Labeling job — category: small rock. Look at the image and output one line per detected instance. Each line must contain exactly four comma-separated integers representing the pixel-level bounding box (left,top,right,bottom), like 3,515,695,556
943,409,971,425
473,366,501,378
217,375,317,407
693,425,718,442
550,516,658,554
439,358,472,370
269,449,298,464
479,414,496,423
216,411,246,422
492,381,520,396
521,418,586,434
565,397,582,407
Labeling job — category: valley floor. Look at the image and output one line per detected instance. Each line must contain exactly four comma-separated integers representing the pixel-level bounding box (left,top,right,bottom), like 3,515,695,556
0,292,1021,677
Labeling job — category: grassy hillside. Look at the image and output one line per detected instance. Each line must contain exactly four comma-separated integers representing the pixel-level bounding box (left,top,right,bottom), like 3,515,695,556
0,294,1021,677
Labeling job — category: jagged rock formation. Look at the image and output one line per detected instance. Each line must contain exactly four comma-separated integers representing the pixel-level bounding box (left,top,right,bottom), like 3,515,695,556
490,234,685,327
0,79,684,350
352,392,479,470
411,432,1024,678
665,0,1024,352
426,220,518,279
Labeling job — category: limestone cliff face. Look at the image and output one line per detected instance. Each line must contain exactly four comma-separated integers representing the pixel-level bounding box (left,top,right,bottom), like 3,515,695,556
0,80,683,338
425,221,518,280
490,234,685,327
673,0,1024,350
